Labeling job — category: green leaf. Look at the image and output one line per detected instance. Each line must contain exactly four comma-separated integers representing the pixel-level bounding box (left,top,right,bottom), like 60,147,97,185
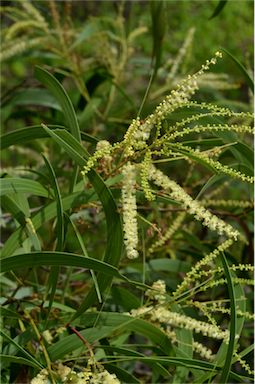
103,363,140,384
0,125,98,150
35,67,81,142
78,97,102,126
35,67,82,193
43,155,64,251
48,326,117,361
41,126,87,165
9,88,61,110
150,0,166,78
219,253,237,384
221,48,254,93
227,141,254,175
194,270,246,383
0,252,127,280
42,155,64,321
196,174,228,199
0,330,43,369
149,259,190,273
0,354,42,369
49,312,172,360
40,126,123,321
101,345,170,378
111,286,141,311
1,196,26,226
68,216,102,303
209,0,228,19
172,304,193,383
1,190,91,257
0,178,52,198
1,195,41,252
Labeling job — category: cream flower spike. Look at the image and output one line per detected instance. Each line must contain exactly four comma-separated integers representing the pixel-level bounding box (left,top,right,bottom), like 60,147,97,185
122,163,139,259
148,165,240,240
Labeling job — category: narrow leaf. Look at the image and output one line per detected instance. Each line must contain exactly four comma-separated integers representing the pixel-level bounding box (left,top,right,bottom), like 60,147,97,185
219,253,237,384
35,67,81,142
0,125,98,150
42,155,64,322
0,330,43,369
0,178,52,198
221,48,254,93
209,0,228,19
0,354,42,369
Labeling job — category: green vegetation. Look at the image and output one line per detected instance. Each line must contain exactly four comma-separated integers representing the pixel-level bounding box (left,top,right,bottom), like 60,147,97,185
1,1,254,383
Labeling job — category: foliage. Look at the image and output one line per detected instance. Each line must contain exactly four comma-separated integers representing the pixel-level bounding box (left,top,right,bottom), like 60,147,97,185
0,1,254,383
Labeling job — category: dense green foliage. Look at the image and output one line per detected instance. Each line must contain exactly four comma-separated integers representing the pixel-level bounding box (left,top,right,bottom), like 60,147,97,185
1,1,254,383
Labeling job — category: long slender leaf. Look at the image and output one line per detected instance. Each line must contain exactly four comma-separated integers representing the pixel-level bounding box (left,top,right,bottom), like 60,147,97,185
68,216,102,303
102,346,170,378
0,330,43,369
103,363,140,384
221,48,254,93
172,304,193,383
49,312,172,360
42,155,64,322
35,66,81,192
0,178,52,198
35,67,81,142
1,196,26,226
209,0,228,19
9,88,61,110
0,354,42,369
0,125,98,150
194,270,246,383
42,155,64,251
1,195,41,252
150,0,166,79
1,191,91,258
40,126,123,321
0,252,127,281
219,253,237,384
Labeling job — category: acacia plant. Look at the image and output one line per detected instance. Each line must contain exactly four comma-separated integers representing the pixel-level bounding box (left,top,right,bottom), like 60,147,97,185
0,1,254,383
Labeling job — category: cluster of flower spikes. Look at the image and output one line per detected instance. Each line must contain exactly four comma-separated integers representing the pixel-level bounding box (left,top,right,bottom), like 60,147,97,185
31,362,120,384
121,51,223,156
81,51,253,262
81,51,223,176
129,280,225,361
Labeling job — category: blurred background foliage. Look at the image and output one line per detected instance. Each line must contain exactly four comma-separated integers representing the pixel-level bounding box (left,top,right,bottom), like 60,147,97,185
1,0,254,135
